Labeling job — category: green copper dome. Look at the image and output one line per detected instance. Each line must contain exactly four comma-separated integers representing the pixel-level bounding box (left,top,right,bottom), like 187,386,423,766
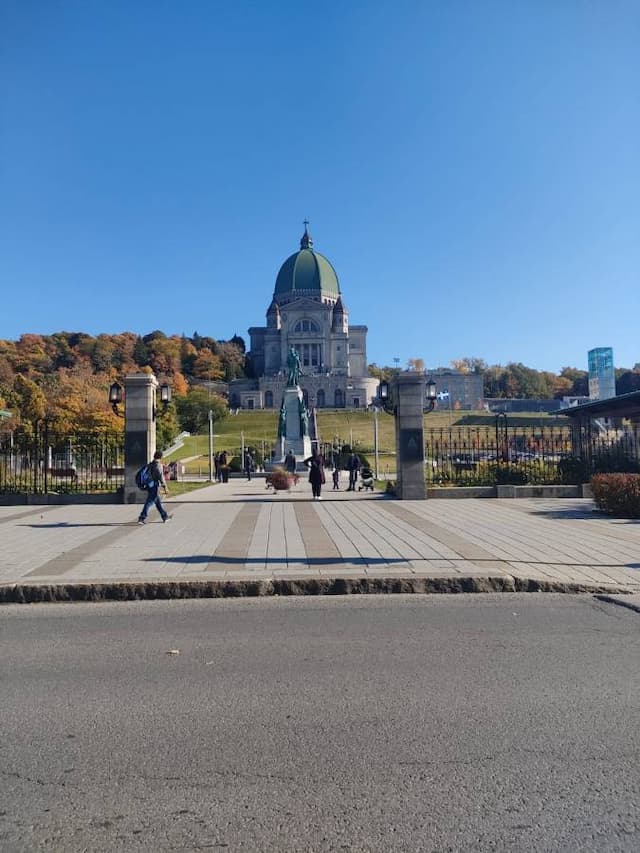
274,225,340,299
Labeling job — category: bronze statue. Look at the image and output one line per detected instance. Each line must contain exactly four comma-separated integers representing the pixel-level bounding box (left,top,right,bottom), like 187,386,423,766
299,397,309,437
286,347,302,387
277,398,287,437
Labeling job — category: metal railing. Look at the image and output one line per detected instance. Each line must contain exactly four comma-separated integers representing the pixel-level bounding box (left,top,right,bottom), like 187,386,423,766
0,425,125,494
424,423,640,486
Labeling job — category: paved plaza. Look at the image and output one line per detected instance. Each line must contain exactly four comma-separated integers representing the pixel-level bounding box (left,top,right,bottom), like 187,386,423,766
1,477,639,600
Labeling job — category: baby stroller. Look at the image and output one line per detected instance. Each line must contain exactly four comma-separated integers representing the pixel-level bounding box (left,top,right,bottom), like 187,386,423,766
358,467,375,491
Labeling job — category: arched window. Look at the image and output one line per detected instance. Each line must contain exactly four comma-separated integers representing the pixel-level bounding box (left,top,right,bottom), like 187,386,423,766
293,319,320,334
264,391,273,408
316,389,325,408
334,388,344,408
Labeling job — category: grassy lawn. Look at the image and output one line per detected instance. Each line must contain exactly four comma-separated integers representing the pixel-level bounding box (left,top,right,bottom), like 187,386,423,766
165,409,566,472
166,481,217,497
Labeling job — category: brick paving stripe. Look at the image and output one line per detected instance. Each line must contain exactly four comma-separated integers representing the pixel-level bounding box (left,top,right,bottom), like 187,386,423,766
203,503,262,571
23,524,142,578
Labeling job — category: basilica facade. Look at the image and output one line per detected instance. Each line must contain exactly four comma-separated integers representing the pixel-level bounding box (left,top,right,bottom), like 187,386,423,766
229,225,378,410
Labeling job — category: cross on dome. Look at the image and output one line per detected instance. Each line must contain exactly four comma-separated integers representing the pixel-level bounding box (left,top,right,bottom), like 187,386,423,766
300,220,313,250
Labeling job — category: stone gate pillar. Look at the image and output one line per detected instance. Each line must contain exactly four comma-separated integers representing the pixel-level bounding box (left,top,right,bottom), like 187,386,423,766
123,373,157,504
392,371,426,500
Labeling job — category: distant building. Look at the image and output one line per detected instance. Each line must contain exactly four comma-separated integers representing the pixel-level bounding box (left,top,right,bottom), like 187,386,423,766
560,396,590,409
230,224,378,410
484,398,563,414
428,370,484,410
588,347,615,400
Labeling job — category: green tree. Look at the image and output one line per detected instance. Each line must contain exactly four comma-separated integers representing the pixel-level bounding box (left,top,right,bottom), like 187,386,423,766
133,336,150,367
156,403,180,450
175,389,227,434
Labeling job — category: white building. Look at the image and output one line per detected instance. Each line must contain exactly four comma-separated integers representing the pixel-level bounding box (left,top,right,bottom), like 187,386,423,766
230,224,378,410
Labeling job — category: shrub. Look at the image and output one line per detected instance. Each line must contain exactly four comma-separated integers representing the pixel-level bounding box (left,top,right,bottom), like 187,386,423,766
558,456,589,484
591,473,640,518
492,463,528,485
593,452,640,475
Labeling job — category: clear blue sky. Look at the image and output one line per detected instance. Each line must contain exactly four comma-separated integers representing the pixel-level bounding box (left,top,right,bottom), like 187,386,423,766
1,0,638,374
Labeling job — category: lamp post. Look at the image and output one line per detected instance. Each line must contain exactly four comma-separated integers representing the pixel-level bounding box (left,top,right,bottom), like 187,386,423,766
373,407,379,480
108,381,124,417
495,411,509,464
378,375,437,415
108,380,171,420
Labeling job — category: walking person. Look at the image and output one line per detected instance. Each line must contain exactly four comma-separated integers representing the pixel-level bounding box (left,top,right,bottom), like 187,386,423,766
244,450,255,481
219,450,228,483
304,448,325,500
284,449,298,485
138,450,171,524
347,451,360,491
214,452,221,483
332,464,340,490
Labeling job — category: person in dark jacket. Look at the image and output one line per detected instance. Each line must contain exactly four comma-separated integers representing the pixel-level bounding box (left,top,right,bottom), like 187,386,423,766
284,450,299,484
304,448,325,500
347,452,360,491
244,451,255,481
138,450,170,524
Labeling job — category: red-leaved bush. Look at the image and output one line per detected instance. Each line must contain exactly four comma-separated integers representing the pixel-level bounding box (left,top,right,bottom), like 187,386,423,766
591,473,640,518
265,467,291,491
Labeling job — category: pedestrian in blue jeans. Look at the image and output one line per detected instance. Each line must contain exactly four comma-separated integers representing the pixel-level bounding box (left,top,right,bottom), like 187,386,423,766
138,450,171,524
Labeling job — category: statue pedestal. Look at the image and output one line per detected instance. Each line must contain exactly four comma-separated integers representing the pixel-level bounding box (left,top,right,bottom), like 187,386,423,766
274,386,311,464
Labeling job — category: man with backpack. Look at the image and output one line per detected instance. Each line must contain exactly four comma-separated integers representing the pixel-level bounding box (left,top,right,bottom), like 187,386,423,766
137,450,171,524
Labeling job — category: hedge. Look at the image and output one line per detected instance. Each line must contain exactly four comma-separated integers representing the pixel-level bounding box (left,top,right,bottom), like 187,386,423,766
591,473,640,518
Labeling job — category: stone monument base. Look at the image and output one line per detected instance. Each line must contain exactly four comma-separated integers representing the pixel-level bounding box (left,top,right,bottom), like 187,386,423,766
272,386,312,466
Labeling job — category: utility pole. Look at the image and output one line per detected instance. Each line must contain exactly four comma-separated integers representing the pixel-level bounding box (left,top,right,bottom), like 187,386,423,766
208,410,214,482
373,408,379,480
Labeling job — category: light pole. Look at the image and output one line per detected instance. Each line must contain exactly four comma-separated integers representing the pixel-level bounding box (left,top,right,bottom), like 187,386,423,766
373,408,379,480
495,411,508,464
208,409,214,482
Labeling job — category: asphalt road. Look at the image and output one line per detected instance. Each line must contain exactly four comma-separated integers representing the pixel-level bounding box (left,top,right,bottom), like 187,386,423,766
1,594,639,852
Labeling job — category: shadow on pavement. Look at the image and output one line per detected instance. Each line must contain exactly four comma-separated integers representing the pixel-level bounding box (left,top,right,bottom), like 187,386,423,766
143,555,411,566
19,522,139,528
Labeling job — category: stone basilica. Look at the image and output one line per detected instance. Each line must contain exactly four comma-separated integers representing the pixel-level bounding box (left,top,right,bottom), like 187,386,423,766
229,224,378,411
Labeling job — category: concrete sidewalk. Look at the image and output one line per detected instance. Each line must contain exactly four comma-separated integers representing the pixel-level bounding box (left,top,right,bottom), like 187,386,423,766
1,478,639,601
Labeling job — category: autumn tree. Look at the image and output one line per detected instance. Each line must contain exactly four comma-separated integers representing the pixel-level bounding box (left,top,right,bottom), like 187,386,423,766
192,349,223,381
217,341,245,381
450,357,488,375
13,375,46,425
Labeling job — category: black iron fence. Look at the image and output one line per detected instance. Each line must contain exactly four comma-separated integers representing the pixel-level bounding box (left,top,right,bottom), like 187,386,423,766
424,423,640,486
0,425,125,494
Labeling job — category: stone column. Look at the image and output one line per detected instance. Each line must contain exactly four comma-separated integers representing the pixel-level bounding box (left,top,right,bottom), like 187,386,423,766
123,372,158,504
393,371,426,500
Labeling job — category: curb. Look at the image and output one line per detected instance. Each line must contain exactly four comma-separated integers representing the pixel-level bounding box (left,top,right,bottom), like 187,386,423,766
0,576,630,604
594,594,640,614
